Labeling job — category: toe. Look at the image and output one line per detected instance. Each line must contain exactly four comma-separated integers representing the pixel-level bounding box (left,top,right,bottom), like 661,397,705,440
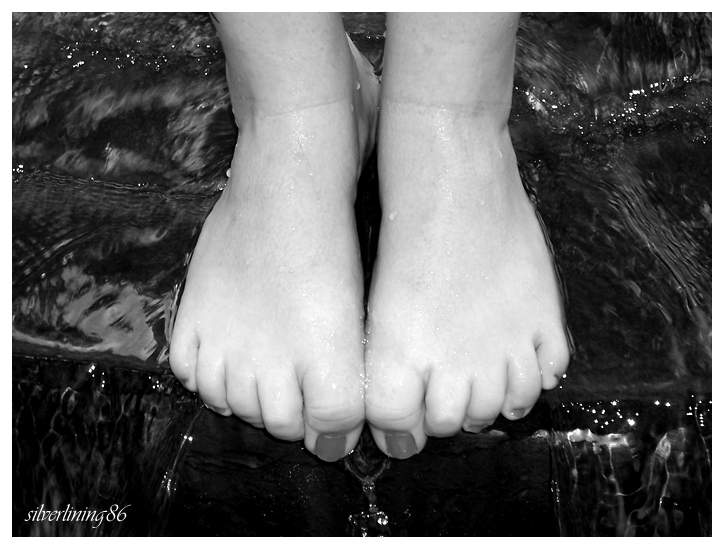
535,329,571,390
373,430,421,460
301,362,366,461
169,324,199,392
464,360,506,428
424,368,470,436
226,365,264,427
195,344,232,416
310,424,365,462
365,358,427,459
500,346,542,421
461,419,495,433
257,369,305,441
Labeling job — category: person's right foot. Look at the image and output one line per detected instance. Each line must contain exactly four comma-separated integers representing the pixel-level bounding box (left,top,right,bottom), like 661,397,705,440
170,35,379,462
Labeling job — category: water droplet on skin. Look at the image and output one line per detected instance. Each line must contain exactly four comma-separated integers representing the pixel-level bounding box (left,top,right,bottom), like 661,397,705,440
389,211,398,221
226,168,231,178
498,150,503,158
356,80,361,90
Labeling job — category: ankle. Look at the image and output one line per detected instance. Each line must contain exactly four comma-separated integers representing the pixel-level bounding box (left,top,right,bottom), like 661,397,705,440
377,99,522,218
227,41,365,117
224,102,365,207
379,96,510,136
226,41,378,166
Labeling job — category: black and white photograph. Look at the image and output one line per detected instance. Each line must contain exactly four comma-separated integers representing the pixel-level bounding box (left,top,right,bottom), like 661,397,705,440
12,10,712,537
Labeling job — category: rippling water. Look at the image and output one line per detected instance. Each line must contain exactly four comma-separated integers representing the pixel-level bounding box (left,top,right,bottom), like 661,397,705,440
12,12,711,536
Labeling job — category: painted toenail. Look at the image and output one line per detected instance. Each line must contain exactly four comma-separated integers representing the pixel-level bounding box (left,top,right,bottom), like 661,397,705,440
315,434,347,462
510,408,527,419
385,432,418,459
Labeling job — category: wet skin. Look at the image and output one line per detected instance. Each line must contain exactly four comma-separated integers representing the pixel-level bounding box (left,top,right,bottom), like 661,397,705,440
170,13,570,461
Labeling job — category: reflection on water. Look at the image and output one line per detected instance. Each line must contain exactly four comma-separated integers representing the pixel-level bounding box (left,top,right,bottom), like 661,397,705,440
12,171,215,365
13,12,710,535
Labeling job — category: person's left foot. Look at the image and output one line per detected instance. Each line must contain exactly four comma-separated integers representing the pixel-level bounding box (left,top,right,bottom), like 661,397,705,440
364,101,570,458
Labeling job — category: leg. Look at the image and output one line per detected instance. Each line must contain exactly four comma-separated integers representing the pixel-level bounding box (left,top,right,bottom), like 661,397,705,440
365,13,570,458
170,13,379,461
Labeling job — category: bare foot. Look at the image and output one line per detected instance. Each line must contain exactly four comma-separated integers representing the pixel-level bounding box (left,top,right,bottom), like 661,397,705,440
364,101,570,458
170,27,379,462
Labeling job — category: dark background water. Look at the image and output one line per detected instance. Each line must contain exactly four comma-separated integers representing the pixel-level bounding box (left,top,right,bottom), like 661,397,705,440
12,12,711,536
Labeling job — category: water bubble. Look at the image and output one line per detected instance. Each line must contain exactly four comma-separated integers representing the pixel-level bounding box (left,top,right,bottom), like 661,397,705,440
225,168,231,178
388,211,397,221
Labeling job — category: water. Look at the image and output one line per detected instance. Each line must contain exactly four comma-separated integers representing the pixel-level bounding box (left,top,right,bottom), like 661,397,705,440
13,355,201,536
343,428,392,536
550,396,711,536
12,12,711,536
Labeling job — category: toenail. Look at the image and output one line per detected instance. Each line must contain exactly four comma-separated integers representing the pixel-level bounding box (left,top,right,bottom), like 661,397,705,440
206,404,230,416
385,432,418,459
463,421,492,434
315,434,347,462
510,408,528,419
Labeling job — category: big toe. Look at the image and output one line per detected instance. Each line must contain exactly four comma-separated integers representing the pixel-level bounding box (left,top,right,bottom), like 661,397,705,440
301,363,366,462
364,356,427,460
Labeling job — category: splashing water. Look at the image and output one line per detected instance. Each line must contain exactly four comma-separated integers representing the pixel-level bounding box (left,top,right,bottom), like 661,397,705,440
550,396,711,536
343,428,392,537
